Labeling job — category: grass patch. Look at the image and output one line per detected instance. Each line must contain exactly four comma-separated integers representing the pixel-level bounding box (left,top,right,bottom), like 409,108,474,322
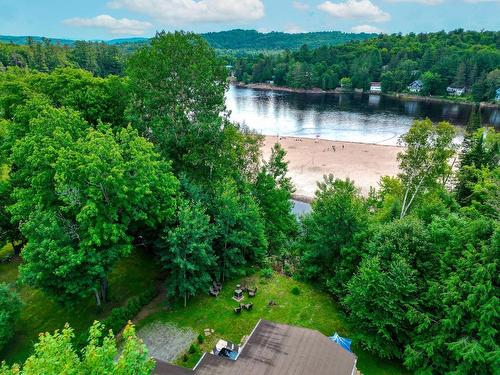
137,272,409,375
0,249,161,364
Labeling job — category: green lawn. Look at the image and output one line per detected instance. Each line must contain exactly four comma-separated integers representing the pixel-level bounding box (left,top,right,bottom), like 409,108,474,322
137,272,409,375
0,249,161,364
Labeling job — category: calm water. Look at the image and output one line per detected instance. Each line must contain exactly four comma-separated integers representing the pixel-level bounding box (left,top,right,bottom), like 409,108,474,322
226,85,499,146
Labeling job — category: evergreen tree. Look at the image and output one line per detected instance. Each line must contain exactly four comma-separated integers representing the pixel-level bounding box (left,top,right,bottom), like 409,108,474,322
160,200,216,307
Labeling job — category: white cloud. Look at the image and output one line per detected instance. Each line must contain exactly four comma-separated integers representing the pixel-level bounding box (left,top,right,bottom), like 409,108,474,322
292,1,310,10
284,23,306,33
107,0,265,24
384,0,445,4
351,24,383,33
318,0,391,22
63,14,152,35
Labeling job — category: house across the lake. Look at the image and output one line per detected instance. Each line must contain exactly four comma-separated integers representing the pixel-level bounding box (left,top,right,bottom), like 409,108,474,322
370,82,382,93
154,319,358,375
407,80,423,93
447,86,465,96
496,88,500,101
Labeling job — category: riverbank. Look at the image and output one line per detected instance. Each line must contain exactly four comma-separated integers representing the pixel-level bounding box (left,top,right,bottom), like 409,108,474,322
235,82,499,109
262,135,401,199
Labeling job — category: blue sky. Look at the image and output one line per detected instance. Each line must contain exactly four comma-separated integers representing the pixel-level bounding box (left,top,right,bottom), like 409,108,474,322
0,0,498,40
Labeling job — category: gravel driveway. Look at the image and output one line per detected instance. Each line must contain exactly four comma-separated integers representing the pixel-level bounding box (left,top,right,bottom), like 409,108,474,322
137,322,197,362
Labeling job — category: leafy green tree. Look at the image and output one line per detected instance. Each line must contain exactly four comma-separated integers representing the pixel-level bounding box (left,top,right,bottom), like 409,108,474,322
300,175,367,296
254,143,297,257
340,77,352,89
9,105,178,306
0,283,21,351
211,179,267,282
127,31,228,150
397,119,456,218
0,322,154,374
160,200,216,307
421,71,444,96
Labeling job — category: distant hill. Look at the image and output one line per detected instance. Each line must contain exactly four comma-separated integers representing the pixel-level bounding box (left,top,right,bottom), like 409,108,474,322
0,29,376,51
201,29,376,50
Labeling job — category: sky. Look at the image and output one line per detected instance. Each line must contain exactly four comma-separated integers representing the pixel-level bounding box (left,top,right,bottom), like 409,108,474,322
0,0,499,40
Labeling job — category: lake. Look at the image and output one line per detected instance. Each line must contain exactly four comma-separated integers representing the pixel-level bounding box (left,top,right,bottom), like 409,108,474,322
226,85,499,146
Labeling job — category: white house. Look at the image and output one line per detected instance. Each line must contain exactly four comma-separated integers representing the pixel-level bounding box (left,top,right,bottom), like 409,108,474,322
408,80,423,93
370,82,382,93
447,86,465,96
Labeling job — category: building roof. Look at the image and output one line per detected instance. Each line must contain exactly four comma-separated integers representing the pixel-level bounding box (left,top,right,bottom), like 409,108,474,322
154,359,193,375
193,320,357,375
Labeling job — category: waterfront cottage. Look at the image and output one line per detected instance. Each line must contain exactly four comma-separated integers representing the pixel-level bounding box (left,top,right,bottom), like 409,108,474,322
407,80,423,93
447,86,465,96
370,82,382,93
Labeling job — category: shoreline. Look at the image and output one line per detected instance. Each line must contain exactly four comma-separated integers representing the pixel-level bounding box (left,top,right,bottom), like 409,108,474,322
234,82,499,109
262,135,401,200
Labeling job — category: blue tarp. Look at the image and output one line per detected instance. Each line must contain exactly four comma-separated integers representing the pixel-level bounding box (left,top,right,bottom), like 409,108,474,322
329,333,352,352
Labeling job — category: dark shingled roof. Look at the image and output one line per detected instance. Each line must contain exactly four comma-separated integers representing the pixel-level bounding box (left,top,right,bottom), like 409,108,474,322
154,359,193,375
193,319,357,375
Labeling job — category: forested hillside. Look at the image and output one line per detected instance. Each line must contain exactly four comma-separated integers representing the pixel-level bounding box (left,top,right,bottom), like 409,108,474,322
202,29,375,50
0,29,377,77
234,30,500,102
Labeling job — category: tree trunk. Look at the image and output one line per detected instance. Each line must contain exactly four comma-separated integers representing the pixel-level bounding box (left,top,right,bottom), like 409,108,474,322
100,277,108,304
94,289,102,308
13,242,24,256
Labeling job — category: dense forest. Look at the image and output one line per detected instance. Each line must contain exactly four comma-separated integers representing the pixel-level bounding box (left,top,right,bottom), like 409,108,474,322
0,29,375,77
0,31,499,374
234,30,500,102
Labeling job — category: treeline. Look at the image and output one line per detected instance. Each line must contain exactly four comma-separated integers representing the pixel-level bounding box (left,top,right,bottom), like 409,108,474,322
202,29,375,51
0,38,125,76
234,30,500,102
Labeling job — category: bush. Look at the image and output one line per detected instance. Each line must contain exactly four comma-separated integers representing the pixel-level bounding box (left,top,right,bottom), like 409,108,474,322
0,283,21,351
189,344,198,354
182,354,188,362
197,334,204,344
291,286,300,295
74,285,158,351
260,267,273,279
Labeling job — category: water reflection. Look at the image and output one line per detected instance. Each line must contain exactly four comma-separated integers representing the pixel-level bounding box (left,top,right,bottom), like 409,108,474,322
226,85,499,146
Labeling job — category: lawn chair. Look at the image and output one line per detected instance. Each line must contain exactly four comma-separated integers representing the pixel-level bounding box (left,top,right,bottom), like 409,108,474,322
213,281,222,291
234,305,242,314
209,287,219,297
248,287,258,298
243,303,253,311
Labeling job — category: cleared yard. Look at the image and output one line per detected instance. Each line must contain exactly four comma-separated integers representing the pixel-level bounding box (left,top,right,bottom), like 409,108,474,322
136,272,409,375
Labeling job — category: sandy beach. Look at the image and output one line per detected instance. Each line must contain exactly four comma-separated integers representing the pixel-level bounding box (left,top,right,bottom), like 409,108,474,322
262,136,402,199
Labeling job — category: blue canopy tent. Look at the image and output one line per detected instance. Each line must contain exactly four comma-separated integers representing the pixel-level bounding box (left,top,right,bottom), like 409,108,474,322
329,333,352,352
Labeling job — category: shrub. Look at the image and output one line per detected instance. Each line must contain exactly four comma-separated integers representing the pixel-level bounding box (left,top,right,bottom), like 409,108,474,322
260,267,273,279
291,286,300,295
189,344,198,354
74,285,158,351
0,283,21,351
182,354,188,362
197,334,204,344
